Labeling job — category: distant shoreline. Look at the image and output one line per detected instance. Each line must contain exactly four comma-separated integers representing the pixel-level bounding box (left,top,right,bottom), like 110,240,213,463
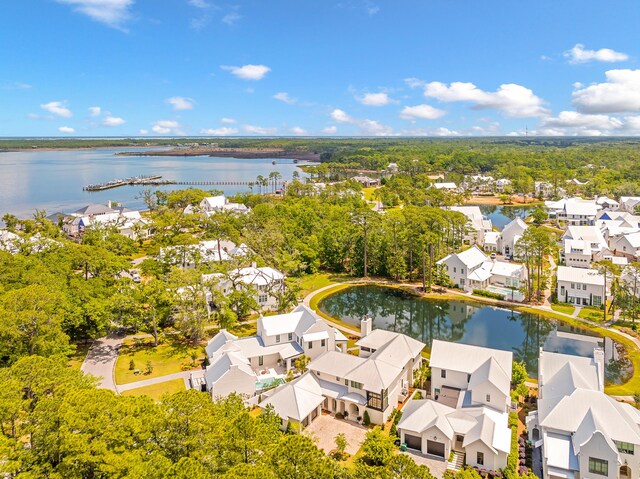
115,147,322,162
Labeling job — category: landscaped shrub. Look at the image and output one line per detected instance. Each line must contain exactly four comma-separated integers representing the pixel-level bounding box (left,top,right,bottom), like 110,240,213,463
473,289,505,300
129,359,135,371
413,391,423,400
363,410,371,426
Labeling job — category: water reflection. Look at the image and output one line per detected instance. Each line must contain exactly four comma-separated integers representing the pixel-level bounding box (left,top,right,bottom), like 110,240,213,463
319,285,632,384
475,204,535,229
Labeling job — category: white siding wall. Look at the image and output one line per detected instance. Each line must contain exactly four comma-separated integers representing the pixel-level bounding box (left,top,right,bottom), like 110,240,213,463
431,368,469,396
211,368,256,399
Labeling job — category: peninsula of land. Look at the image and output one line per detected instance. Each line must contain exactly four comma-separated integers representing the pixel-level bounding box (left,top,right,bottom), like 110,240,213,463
116,146,321,162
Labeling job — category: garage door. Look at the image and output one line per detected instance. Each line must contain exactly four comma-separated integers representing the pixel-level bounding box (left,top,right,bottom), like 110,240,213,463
404,434,422,451
427,440,445,457
310,408,318,421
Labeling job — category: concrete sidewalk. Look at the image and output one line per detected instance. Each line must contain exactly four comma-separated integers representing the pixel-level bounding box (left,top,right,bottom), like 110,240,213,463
117,370,200,392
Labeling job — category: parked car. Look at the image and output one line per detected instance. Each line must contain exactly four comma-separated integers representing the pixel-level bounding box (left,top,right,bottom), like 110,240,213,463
490,252,497,260
131,270,141,282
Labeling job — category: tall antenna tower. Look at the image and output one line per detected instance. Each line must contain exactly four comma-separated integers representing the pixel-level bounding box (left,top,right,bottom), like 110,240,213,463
525,125,528,137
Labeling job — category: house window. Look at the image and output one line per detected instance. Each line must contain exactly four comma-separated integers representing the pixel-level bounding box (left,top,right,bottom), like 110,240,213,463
571,283,575,289
461,268,465,274
582,284,587,290
593,296,602,307
350,380,363,389
477,452,484,466
588,458,608,476
467,374,471,382
258,356,263,366
345,379,348,386
308,342,313,349
288,333,293,341
321,339,326,347
276,335,280,343
615,441,635,455
258,294,268,303
336,376,340,381
453,267,457,273
441,369,446,379
486,394,491,402
367,389,388,411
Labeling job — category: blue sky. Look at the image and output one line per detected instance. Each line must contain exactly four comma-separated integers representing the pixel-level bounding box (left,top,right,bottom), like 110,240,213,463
1,0,640,137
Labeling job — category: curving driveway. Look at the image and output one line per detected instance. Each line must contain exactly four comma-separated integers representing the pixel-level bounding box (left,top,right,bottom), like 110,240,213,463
81,335,123,393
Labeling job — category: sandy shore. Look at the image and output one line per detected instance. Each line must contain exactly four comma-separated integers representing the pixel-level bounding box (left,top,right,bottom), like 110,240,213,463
465,195,540,205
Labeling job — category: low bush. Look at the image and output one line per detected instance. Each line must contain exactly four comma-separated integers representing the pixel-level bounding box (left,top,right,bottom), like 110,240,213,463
473,289,505,300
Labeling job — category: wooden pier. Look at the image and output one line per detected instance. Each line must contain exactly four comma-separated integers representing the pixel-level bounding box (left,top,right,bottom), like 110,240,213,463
83,176,256,191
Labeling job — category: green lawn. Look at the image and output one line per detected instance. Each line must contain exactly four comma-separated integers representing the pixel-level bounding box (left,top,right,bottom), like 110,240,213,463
551,304,575,316
297,273,337,298
121,378,186,401
362,187,377,201
578,306,606,323
68,342,92,370
228,321,258,338
115,337,205,385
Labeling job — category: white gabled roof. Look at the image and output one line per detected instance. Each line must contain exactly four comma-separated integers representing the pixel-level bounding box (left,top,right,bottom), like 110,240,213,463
204,350,254,386
556,266,605,286
564,226,607,249
468,357,511,393
258,372,325,422
484,260,524,278
433,182,457,190
502,217,528,235
438,245,489,269
258,304,324,338
205,329,238,357
356,329,424,361
484,231,500,245
429,340,513,381
397,399,456,438
201,195,226,209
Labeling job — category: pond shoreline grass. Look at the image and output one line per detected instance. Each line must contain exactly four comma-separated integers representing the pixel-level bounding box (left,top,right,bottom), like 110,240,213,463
305,279,640,396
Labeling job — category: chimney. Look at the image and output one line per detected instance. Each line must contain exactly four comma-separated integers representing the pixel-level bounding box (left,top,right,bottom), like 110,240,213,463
251,261,257,269
361,315,372,338
593,347,605,392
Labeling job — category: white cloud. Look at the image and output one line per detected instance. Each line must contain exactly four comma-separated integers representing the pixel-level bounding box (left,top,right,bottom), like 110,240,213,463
188,0,209,7
58,126,75,133
41,101,72,118
88,106,101,117
0,82,32,90
322,126,337,134
424,81,548,117
139,129,148,135
565,44,629,64
221,117,237,124
243,125,278,135
55,0,133,29
290,126,307,136
273,92,296,104
222,64,271,80
222,12,241,25
432,127,459,136
358,92,391,106
102,115,126,127
541,111,623,130
400,104,446,120
405,77,426,89
200,127,239,136
330,108,393,136
572,69,640,113
400,127,460,136
152,120,183,135
367,5,380,15
166,96,195,111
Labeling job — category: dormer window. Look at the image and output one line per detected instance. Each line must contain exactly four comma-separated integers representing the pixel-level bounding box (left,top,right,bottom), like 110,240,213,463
288,333,293,341
441,369,446,379
276,335,280,343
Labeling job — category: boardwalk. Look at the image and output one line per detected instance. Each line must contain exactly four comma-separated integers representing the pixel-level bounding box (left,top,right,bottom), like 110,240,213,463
84,177,257,191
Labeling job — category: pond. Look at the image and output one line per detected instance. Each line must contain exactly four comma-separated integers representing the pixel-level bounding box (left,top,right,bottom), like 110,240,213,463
474,204,535,230
318,285,632,384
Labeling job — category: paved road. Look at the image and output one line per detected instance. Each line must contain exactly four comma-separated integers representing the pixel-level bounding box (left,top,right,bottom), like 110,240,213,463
81,335,123,392
117,370,200,392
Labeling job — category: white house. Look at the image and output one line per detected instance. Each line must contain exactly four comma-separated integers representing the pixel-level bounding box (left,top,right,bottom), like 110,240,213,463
159,240,247,268
63,204,149,239
536,181,555,199
560,226,609,268
464,175,495,194
260,317,425,429
0,230,21,254
556,266,607,307
498,217,528,258
596,196,620,210
438,245,526,296
496,178,511,193
484,231,500,253
203,304,348,400
546,197,601,226
526,349,640,479
449,206,493,246
432,182,459,191
397,340,513,470
620,197,640,214
609,232,640,261
192,195,250,215
204,265,285,310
